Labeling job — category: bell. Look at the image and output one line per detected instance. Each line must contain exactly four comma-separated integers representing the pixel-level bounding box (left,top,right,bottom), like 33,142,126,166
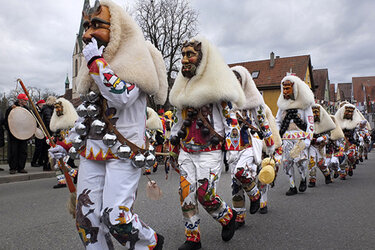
146,153,156,166
183,119,192,127
131,153,146,168
68,147,78,159
187,110,193,118
77,104,88,118
192,110,198,117
177,129,186,138
80,94,88,102
72,136,83,150
201,127,210,136
87,104,100,117
102,133,117,147
75,122,87,136
196,119,204,127
91,120,105,134
148,144,155,154
87,91,99,103
211,136,220,146
117,144,132,159
170,135,180,146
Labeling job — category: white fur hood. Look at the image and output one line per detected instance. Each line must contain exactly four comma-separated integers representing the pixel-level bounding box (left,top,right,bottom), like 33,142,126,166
312,104,336,134
277,75,315,110
169,36,245,109
334,104,362,130
77,0,167,105
230,65,264,109
146,107,163,130
50,98,78,132
329,115,344,140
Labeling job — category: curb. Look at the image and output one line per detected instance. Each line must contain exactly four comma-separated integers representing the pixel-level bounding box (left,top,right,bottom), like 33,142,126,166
0,171,55,184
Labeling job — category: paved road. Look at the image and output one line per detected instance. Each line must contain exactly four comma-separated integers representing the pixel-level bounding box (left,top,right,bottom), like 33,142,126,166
1,152,375,250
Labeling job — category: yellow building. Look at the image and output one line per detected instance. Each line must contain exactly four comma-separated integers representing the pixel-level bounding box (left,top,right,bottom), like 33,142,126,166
229,52,315,115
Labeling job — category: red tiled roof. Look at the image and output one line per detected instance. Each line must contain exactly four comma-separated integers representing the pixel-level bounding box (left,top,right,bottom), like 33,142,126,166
352,76,375,102
313,69,329,100
229,54,314,89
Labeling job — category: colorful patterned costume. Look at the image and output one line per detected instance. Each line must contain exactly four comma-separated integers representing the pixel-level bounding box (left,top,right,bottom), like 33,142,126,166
275,75,315,195
169,36,246,246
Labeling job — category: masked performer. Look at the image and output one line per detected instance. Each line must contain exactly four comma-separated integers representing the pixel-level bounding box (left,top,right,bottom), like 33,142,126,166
169,36,246,250
49,98,79,188
228,65,274,226
325,115,345,180
307,104,336,187
259,104,282,214
334,104,362,179
49,1,167,249
275,75,314,196
356,120,371,162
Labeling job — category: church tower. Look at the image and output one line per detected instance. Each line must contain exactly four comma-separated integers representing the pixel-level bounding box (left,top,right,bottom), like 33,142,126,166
71,0,89,99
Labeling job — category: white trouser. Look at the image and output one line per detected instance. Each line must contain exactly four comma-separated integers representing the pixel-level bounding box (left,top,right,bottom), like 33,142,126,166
76,157,157,250
282,140,308,188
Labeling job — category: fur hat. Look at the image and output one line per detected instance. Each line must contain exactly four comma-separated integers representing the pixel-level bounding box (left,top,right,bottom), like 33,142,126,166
334,103,362,130
277,75,314,110
263,104,282,149
230,65,264,109
46,96,57,106
312,104,336,134
329,115,344,140
169,36,245,109
146,107,163,130
50,98,78,132
77,0,167,105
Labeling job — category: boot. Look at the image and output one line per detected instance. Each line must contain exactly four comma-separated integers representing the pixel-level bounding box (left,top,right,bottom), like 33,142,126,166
286,187,298,196
359,157,363,162
353,164,357,169
235,220,245,230
365,155,368,160
178,241,202,250
154,234,164,250
221,210,237,241
325,175,332,184
259,206,268,214
355,159,359,164
308,181,316,188
340,175,346,180
348,169,353,176
249,195,261,214
333,172,339,179
298,178,307,192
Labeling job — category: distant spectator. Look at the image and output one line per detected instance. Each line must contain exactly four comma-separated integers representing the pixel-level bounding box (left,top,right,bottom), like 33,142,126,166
40,96,56,171
31,100,45,167
4,93,30,174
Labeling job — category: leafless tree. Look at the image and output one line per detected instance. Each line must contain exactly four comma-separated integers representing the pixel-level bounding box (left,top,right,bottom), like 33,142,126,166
134,0,198,87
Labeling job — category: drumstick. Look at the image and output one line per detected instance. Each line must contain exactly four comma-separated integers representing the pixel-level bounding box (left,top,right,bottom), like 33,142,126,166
17,79,76,194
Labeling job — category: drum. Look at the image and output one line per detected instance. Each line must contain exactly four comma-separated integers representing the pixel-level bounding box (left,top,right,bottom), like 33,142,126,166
8,107,37,140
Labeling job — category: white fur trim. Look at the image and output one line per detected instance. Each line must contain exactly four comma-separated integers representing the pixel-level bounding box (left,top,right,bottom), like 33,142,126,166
264,104,282,149
77,0,164,98
312,104,336,134
329,115,344,140
50,98,78,132
277,75,314,110
145,41,168,105
169,36,245,109
146,107,163,130
230,65,264,109
46,96,57,106
334,104,362,130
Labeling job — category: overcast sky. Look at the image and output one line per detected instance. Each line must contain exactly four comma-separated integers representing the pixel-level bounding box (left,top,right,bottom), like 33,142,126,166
0,0,374,95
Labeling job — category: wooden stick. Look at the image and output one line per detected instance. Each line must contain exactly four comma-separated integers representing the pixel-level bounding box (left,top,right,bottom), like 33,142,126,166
17,79,76,193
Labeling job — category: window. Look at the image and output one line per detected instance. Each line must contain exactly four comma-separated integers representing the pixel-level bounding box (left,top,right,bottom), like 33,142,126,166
251,71,259,79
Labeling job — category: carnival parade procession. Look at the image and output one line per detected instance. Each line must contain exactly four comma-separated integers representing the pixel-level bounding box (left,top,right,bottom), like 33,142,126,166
1,0,375,249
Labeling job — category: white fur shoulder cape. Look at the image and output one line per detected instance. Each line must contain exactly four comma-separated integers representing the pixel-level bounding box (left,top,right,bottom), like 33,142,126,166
334,103,362,130
50,98,78,132
329,115,344,140
146,107,163,130
169,36,245,109
313,104,336,134
77,0,167,105
277,75,315,110
230,65,264,109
